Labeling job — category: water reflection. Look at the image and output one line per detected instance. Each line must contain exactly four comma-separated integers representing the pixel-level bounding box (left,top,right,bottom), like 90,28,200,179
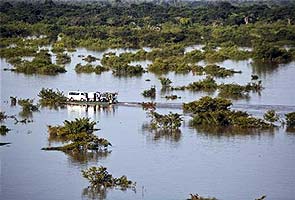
47,137,111,165
192,125,276,138
286,127,295,134
141,123,182,142
251,61,281,76
82,186,107,200
82,185,136,200
67,150,110,166
67,104,116,117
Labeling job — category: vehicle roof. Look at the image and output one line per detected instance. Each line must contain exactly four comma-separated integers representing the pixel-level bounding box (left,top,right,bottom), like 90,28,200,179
68,91,82,93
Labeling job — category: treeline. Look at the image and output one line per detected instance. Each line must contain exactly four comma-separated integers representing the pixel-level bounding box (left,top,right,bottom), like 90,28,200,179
1,1,295,46
1,1,295,66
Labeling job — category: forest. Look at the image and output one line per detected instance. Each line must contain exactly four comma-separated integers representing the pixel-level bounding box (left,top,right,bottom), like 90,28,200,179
1,0,295,75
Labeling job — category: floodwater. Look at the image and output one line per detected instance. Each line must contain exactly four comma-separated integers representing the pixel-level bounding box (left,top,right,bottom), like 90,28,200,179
1,47,295,200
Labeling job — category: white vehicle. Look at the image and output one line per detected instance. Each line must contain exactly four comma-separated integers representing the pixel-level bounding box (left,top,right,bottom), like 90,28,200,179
68,91,88,101
87,92,101,102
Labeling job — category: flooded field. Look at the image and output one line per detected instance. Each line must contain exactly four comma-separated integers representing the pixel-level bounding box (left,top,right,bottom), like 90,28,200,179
1,47,295,200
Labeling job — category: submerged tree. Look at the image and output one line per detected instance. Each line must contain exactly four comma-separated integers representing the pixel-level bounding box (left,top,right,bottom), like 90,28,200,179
0,125,10,136
142,86,156,98
0,112,7,121
38,88,67,108
263,110,280,124
285,112,295,132
82,166,135,190
18,98,39,118
184,96,274,130
42,118,111,154
148,111,182,131
159,77,172,88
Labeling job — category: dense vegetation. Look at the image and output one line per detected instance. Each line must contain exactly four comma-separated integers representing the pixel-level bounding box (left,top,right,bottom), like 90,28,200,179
75,63,109,74
183,96,274,130
285,112,295,131
8,49,66,75
148,111,182,131
1,1,295,72
42,117,112,152
17,98,39,117
38,88,67,107
82,166,135,190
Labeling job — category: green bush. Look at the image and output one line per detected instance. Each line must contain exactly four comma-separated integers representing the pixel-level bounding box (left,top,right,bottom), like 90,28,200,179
38,88,67,107
82,166,135,190
186,76,218,92
285,112,295,128
184,96,273,130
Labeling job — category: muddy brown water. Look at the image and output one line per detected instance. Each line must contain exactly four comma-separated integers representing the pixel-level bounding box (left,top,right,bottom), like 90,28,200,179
1,47,295,200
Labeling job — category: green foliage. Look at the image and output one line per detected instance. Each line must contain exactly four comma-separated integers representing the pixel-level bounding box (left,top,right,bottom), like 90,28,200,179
203,64,241,78
44,118,111,152
183,96,232,113
0,47,37,60
112,64,144,77
184,96,273,130
14,50,66,75
56,53,71,65
101,52,144,76
0,125,10,136
75,63,109,74
142,86,156,98
18,98,39,117
148,111,182,131
218,83,250,99
263,110,280,123
253,42,292,63
48,117,96,138
82,166,135,190
184,50,204,62
52,43,65,53
186,76,218,92
38,88,67,107
0,112,7,121
159,77,172,87
285,112,295,128
83,55,98,63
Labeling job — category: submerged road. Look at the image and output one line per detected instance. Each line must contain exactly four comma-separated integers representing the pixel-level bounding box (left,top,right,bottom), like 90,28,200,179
117,101,295,115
